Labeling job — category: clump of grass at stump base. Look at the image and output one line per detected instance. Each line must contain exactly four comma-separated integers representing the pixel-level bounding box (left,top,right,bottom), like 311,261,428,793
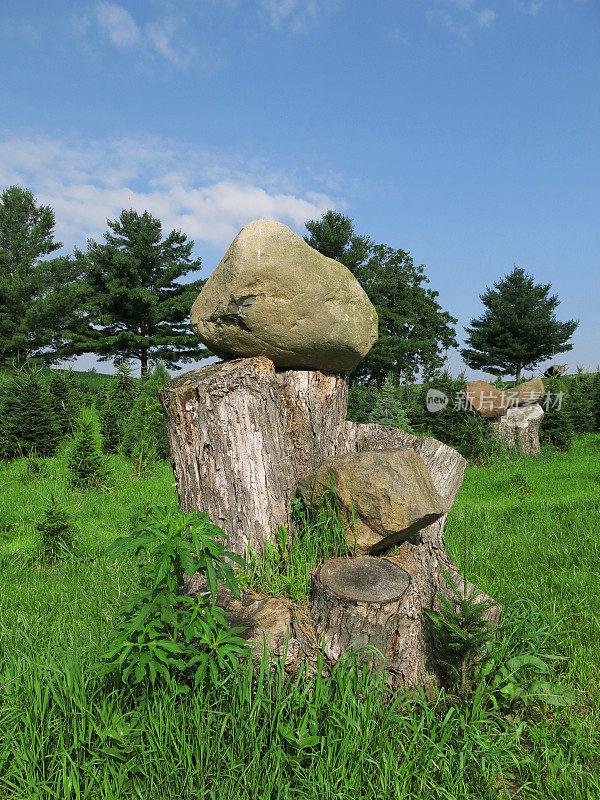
100,506,249,689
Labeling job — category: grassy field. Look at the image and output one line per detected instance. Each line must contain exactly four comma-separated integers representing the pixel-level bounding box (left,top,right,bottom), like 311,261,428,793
0,436,599,798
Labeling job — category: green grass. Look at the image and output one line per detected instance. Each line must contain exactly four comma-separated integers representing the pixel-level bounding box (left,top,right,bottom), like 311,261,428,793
0,437,599,798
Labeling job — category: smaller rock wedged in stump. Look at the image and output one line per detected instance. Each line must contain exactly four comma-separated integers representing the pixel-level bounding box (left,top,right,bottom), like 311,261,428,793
298,449,449,554
310,557,440,687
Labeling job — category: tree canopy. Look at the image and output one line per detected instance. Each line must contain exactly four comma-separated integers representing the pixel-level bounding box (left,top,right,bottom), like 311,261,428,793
0,186,78,365
305,211,457,384
73,209,207,375
461,266,578,383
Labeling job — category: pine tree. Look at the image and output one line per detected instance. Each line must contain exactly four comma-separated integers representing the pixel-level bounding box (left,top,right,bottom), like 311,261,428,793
368,375,414,432
38,494,75,562
48,370,82,438
462,267,578,383
72,209,207,375
541,376,574,450
567,373,596,434
0,186,80,365
68,409,109,489
424,573,494,700
122,363,170,460
0,367,60,457
100,365,139,453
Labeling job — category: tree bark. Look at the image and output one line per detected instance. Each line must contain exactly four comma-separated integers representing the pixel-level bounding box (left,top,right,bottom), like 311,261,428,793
310,556,440,687
160,357,293,557
159,358,351,557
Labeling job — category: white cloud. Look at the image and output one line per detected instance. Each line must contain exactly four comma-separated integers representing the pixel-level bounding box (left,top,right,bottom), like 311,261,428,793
94,1,141,47
145,15,196,68
259,0,339,33
75,2,196,68
425,0,498,38
0,132,341,252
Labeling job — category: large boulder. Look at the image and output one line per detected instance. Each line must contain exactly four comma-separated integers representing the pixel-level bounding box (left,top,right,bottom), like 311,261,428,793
297,449,448,554
190,219,378,373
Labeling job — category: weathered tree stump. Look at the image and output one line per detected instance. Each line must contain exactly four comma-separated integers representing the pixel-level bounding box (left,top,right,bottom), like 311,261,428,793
491,404,544,455
311,556,439,686
161,356,501,685
159,357,350,557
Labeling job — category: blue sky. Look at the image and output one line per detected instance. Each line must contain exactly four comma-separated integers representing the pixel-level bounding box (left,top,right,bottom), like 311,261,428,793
1,0,598,376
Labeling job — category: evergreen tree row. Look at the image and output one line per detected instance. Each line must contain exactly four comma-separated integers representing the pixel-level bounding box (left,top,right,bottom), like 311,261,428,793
0,361,171,462
348,369,600,460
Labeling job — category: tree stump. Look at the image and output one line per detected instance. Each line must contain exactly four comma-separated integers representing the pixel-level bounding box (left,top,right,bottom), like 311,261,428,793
160,356,501,682
159,357,292,557
159,357,350,557
491,404,544,455
310,557,439,686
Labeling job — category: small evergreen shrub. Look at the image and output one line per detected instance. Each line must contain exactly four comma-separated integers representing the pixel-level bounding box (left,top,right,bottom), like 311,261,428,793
541,375,574,451
48,370,82,438
593,371,600,431
0,366,60,458
567,372,596,433
68,409,110,490
123,363,170,464
100,364,139,454
424,573,495,700
368,374,414,432
37,494,75,562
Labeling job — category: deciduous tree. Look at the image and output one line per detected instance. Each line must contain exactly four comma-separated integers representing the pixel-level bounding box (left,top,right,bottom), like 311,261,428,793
305,211,457,384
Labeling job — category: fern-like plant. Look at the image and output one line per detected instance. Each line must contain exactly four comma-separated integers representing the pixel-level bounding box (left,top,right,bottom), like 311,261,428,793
100,507,249,689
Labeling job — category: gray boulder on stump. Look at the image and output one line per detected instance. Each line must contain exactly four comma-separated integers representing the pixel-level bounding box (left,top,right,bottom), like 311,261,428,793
190,219,378,373
298,449,449,554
